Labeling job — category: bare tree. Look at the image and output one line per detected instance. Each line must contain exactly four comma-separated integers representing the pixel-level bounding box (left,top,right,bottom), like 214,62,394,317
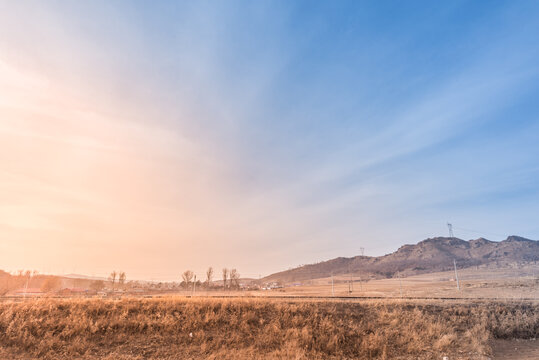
23,270,35,294
182,270,194,287
206,267,214,287
90,280,105,292
74,278,86,288
109,271,117,291
41,277,61,293
0,284,8,296
118,272,126,288
230,269,240,290
222,268,228,290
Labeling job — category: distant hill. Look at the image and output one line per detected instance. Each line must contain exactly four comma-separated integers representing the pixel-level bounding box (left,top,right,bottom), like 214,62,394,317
263,235,539,284
63,274,108,281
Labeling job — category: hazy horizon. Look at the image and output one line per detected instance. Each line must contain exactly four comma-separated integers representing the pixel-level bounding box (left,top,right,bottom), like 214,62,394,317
1,1,539,281
2,233,534,282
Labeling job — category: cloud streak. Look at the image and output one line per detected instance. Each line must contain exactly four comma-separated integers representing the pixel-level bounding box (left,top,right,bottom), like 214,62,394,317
0,1,538,279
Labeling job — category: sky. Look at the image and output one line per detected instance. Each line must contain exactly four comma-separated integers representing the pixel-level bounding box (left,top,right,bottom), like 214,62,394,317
1,1,539,281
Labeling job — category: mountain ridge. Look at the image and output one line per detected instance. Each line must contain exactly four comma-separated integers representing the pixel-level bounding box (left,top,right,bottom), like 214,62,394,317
263,235,539,283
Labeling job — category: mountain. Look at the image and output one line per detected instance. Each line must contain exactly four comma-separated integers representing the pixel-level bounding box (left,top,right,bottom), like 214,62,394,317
263,235,539,284
63,274,108,281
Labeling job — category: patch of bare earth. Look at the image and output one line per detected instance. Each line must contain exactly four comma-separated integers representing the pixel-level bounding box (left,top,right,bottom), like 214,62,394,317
491,339,539,360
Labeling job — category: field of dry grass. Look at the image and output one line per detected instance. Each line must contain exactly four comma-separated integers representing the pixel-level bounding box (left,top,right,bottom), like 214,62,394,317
0,297,538,359
270,266,539,299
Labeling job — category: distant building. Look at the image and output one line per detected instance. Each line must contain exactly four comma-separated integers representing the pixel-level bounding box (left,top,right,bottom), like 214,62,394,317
57,288,88,296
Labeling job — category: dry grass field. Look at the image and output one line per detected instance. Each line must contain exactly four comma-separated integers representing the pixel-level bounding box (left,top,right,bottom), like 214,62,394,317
267,266,539,299
0,297,538,359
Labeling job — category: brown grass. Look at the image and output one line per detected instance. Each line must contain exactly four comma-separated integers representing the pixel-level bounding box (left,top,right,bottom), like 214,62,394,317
0,298,538,359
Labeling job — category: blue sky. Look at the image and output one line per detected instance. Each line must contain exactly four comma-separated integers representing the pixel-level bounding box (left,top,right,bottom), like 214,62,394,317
0,1,538,279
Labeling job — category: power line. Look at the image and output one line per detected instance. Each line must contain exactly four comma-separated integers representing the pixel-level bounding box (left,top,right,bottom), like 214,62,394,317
452,226,506,239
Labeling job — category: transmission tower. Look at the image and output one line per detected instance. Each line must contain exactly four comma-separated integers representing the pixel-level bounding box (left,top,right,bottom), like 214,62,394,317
447,223,454,239
360,247,365,256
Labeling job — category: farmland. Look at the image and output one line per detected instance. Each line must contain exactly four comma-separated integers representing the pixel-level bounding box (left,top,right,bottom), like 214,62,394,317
0,297,538,359
267,265,539,299
2,266,538,358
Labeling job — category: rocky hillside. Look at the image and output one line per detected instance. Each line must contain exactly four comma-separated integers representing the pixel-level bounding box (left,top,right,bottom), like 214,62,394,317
263,236,539,283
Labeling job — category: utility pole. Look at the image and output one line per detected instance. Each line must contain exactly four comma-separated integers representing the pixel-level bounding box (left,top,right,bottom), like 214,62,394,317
348,264,353,294
453,259,460,291
24,274,29,299
448,223,460,291
399,274,403,298
331,273,334,297
193,275,196,296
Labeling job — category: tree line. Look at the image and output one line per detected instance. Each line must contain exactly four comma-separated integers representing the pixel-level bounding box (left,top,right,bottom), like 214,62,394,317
181,267,241,290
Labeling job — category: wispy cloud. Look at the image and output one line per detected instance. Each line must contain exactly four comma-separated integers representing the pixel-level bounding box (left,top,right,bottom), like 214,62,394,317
0,1,538,279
